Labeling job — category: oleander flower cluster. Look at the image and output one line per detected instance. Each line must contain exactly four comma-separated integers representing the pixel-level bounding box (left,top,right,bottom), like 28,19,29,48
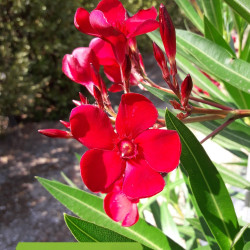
39,0,183,226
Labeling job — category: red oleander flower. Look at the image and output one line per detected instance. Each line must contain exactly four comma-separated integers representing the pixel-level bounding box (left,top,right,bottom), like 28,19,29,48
62,47,99,94
74,0,159,64
70,93,181,200
104,179,139,226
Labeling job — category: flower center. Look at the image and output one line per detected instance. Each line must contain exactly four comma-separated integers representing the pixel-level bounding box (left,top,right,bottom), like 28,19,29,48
118,139,137,159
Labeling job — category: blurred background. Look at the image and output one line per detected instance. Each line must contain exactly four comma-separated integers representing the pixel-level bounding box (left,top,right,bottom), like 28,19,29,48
0,1,193,249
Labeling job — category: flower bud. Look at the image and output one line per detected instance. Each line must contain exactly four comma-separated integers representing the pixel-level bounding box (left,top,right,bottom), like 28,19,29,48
122,54,132,82
152,42,169,78
93,85,104,110
79,92,88,104
38,129,72,139
159,4,176,65
60,120,70,129
181,74,193,107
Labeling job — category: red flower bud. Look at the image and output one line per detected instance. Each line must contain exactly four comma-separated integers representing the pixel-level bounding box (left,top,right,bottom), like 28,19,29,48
79,92,88,104
93,85,104,110
38,129,72,139
159,4,176,65
60,120,70,129
181,74,193,107
152,42,169,78
122,54,132,82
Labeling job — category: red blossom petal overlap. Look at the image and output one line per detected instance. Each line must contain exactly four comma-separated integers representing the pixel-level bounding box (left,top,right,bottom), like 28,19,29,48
123,158,165,199
70,105,117,150
81,149,124,192
104,190,138,226
135,129,181,172
126,7,159,38
116,93,158,138
95,0,127,24
89,38,116,66
121,203,139,227
74,8,98,36
62,47,99,93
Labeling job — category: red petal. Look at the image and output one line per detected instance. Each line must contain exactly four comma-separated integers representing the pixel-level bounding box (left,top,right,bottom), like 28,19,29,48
108,83,123,92
116,93,158,139
135,129,181,172
62,47,99,93
74,8,98,36
96,0,127,24
122,203,139,227
104,191,132,222
81,149,124,192
89,10,120,37
89,38,116,66
70,105,117,150
126,7,159,37
123,158,165,199
104,64,121,83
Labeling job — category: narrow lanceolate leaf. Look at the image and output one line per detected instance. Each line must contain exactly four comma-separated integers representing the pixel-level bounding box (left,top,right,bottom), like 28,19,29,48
204,16,235,56
230,223,250,249
214,163,250,189
240,33,250,62
174,0,204,33
36,177,184,250
223,0,250,23
165,110,244,250
201,0,223,34
176,29,250,94
176,53,230,103
64,214,133,242
223,81,250,109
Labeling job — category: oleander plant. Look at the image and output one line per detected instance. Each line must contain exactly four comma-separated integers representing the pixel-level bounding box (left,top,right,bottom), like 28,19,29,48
38,0,250,249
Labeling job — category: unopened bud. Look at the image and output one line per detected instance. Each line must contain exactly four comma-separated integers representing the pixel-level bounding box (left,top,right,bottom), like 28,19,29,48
159,4,176,65
181,74,193,107
38,129,72,139
93,85,104,110
79,92,88,104
122,54,132,82
152,42,169,78
60,120,70,129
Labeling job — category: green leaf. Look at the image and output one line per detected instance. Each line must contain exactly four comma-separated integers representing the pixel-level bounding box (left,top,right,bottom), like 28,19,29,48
176,53,230,103
223,0,250,23
243,242,250,250
175,29,250,94
165,110,244,250
204,16,235,56
60,172,77,188
188,119,250,152
36,177,184,250
240,33,250,62
201,0,223,34
231,223,250,249
214,163,250,189
223,81,250,109
64,213,133,242
174,0,204,33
